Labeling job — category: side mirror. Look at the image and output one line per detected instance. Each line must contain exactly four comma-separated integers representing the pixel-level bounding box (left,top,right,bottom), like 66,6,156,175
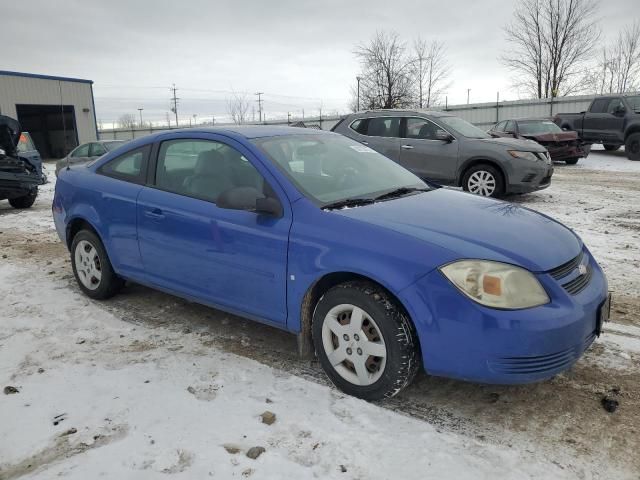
613,106,626,116
435,129,453,142
217,186,283,217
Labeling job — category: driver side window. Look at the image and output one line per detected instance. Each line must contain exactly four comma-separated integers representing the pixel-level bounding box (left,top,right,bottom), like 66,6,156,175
405,117,441,140
71,144,90,158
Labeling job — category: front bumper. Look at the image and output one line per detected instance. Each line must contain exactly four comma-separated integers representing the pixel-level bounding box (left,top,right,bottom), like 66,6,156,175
400,248,608,384
507,163,554,194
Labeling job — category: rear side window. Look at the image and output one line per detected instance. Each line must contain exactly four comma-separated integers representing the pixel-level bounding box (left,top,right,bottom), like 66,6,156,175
349,118,369,135
98,146,149,184
590,99,609,113
358,117,401,137
90,143,107,157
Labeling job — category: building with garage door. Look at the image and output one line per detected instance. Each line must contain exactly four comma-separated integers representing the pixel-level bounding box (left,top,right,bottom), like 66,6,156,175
0,70,97,159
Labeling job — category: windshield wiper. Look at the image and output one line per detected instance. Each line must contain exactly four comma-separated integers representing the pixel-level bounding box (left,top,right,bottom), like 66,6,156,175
373,186,430,202
322,197,375,210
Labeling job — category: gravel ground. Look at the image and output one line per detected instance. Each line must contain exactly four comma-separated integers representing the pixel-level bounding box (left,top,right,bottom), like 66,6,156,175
1,147,639,479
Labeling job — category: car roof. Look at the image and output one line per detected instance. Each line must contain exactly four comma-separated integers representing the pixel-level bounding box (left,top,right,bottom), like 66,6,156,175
347,109,454,118
495,117,553,123
150,125,333,141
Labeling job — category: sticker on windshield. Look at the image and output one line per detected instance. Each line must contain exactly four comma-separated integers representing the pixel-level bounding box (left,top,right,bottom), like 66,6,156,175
350,145,376,153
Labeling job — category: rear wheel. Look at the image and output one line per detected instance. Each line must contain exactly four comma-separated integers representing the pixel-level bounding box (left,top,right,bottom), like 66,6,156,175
603,144,620,152
565,157,579,165
462,164,504,198
8,187,37,209
312,281,420,400
625,133,640,161
71,230,123,299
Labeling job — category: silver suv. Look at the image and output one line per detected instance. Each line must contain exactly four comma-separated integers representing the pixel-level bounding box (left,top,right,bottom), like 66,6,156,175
332,110,553,197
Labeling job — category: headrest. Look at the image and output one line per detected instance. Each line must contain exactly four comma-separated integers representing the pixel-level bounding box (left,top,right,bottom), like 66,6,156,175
195,149,225,175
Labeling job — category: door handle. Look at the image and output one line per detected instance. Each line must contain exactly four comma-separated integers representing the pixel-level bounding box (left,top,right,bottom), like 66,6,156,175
361,141,369,145
401,145,414,150
144,208,164,220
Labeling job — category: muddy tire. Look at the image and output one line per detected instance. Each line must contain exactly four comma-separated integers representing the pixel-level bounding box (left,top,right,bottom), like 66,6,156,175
625,133,640,161
8,187,38,209
462,164,505,198
565,157,579,165
312,281,420,401
70,229,124,300
603,144,620,152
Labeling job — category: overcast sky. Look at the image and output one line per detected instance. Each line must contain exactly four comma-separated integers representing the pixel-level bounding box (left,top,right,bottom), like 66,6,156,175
2,0,637,125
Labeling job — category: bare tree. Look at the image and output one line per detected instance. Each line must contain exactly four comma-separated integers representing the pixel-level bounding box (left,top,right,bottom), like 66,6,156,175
502,0,600,98
354,31,413,109
226,91,251,124
117,114,137,129
411,38,451,108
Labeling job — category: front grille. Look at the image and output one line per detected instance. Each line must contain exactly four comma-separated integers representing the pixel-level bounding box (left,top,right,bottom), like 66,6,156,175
488,332,595,375
549,251,584,280
562,266,593,295
521,173,536,183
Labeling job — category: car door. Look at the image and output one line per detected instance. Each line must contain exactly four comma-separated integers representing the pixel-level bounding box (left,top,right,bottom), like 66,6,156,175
136,134,291,325
346,117,402,161
398,117,459,182
582,98,610,142
603,98,627,142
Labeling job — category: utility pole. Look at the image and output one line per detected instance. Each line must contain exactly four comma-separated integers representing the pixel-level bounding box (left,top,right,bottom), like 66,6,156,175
137,108,144,127
170,84,179,126
287,112,291,125
356,76,362,111
212,115,215,126
193,114,197,126
255,92,264,123
165,112,171,128
467,89,471,105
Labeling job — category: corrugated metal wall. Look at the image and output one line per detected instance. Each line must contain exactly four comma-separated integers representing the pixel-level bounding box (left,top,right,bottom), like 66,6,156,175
0,74,97,145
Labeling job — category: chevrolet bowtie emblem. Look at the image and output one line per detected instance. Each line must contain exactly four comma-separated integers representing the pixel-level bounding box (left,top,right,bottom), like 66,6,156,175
578,264,587,275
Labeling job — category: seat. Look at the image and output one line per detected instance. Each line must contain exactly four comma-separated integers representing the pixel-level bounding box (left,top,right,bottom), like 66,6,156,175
368,120,388,137
183,150,234,202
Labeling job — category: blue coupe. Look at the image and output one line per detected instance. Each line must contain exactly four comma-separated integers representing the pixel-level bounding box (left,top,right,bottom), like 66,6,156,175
53,127,610,400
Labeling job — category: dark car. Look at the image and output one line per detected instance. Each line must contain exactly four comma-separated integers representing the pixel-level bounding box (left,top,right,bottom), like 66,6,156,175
554,95,640,160
489,118,588,164
54,126,609,400
55,140,126,176
332,110,553,198
0,115,40,209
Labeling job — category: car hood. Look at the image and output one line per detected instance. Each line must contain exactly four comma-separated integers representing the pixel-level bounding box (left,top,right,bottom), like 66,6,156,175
0,115,21,156
335,188,581,272
521,131,578,142
477,136,546,151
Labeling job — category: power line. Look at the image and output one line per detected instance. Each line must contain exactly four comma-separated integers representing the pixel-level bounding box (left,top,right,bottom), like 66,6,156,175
170,84,179,126
255,92,264,123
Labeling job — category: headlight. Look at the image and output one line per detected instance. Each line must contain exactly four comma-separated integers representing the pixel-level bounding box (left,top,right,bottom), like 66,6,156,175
508,150,539,162
440,260,550,309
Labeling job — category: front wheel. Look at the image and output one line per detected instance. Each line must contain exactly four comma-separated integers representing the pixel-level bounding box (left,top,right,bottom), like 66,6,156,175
462,164,504,198
71,230,123,299
312,281,420,400
603,144,620,152
8,187,37,209
565,157,579,165
625,133,640,161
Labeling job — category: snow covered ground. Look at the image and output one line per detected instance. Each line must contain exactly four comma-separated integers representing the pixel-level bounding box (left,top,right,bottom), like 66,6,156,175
1,154,640,479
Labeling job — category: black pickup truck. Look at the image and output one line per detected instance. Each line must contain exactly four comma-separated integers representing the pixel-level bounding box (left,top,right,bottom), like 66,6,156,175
554,94,640,160
0,115,40,209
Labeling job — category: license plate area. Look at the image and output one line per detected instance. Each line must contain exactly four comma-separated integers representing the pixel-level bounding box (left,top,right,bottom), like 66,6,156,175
596,293,612,336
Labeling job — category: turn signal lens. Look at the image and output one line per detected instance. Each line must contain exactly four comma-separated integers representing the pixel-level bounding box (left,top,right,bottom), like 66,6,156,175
440,260,549,309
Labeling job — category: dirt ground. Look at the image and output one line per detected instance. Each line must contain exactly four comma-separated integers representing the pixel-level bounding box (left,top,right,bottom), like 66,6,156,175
1,148,639,478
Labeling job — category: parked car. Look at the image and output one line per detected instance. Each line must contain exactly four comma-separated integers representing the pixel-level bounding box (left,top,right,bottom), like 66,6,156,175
16,131,47,184
0,115,41,209
332,110,553,198
55,140,126,176
488,118,588,164
53,127,610,400
554,94,640,160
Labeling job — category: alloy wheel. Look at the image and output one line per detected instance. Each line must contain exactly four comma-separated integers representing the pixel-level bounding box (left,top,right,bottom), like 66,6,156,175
321,304,387,386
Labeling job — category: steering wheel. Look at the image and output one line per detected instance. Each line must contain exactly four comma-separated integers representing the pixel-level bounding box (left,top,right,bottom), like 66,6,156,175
336,166,359,189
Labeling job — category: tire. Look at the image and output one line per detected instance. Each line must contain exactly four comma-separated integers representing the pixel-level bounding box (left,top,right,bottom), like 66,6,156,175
625,133,640,161
462,164,505,198
603,144,620,152
564,157,579,165
312,281,420,401
70,229,123,300
8,187,37,209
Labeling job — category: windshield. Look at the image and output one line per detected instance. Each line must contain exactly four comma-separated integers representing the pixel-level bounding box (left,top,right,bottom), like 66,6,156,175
518,120,563,135
17,132,36,152
438,116,490,139
253,134,428,205
627,95,640,112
